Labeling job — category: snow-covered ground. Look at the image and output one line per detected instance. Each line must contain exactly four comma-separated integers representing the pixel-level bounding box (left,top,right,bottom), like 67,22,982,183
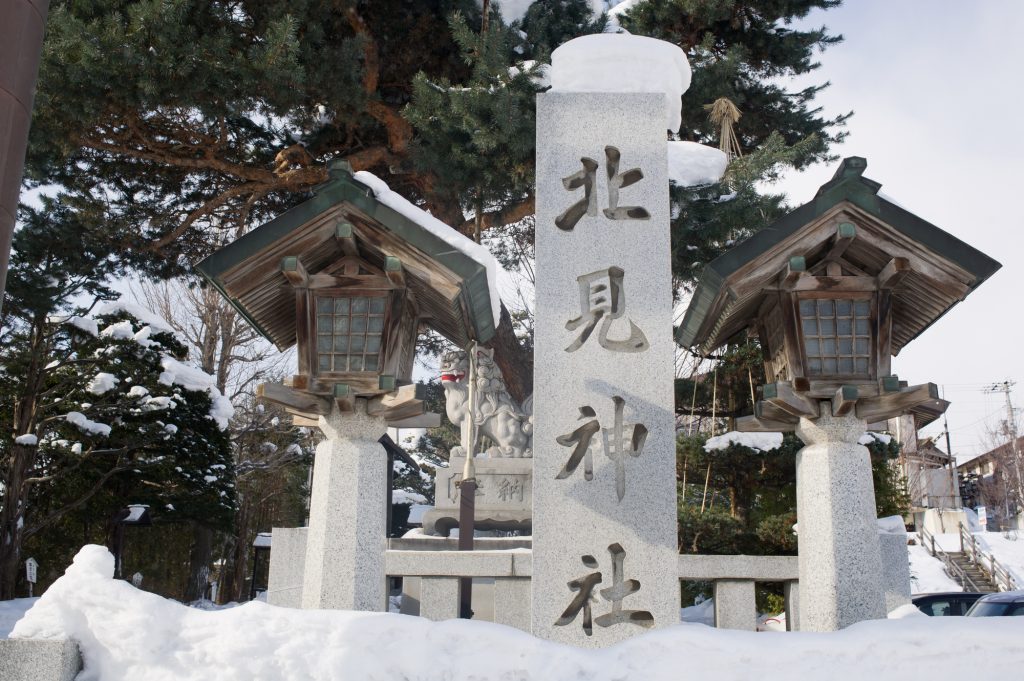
0,597,37,638
928,529,1024,588
974,531,1024,585
9,546,1024,680
908,541,963,594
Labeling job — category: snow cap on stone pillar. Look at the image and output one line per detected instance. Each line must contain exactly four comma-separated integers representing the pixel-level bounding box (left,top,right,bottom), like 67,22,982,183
550,34,691,133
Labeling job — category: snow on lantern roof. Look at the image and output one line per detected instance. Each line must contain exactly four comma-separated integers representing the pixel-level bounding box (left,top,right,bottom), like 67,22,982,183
550,34,691,133
195,161,502,351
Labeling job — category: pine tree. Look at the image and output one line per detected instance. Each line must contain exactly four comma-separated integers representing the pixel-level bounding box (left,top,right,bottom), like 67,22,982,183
404,8,542,243
26,1,851,404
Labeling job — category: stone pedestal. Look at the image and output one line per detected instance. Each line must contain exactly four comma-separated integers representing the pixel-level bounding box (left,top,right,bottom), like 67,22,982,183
795,408,886,630
302,400,388,611
421,456,532,536
267,527,309,608
532,91,679,647
878,532,912,612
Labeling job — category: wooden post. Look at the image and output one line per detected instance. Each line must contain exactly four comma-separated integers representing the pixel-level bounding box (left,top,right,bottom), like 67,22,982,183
0,0,49,311
457,343,479,619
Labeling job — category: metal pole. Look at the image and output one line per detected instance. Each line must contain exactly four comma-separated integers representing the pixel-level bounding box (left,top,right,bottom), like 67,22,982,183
457,343,479,619
0,0,50,310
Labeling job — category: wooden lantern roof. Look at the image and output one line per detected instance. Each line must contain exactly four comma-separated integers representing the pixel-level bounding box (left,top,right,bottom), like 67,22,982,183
195,161,498,352
677,157,1001,355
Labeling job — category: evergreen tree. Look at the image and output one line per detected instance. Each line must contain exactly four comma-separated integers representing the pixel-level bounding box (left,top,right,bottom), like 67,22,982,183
0,205,235,597
404,8,542,243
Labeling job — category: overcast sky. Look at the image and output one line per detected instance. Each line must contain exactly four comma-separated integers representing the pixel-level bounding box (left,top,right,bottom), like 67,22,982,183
768,1,1024,461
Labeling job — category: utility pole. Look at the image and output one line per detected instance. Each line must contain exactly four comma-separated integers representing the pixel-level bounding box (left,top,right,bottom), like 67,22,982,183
984,380,1023,517
940,387,959,509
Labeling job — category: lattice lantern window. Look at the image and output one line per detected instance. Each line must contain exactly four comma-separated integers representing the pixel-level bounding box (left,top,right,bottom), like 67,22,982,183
798,297,872,378
315,295,387,374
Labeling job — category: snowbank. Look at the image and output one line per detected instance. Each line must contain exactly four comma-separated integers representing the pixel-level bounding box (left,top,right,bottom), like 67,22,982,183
667,141,729,187
352,171,504,329
704,431,783,453
550,34,691,132
17,545,1024,681
970,531,1024,587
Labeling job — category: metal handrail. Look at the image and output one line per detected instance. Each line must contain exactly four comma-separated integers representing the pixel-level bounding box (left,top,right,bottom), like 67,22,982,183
959,522,1019,592
920,526,984,592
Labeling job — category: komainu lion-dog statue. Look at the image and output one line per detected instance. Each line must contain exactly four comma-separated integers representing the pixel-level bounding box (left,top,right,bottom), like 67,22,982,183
440,348,533,458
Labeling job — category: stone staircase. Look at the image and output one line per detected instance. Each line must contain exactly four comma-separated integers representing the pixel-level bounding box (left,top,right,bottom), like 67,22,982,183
945,551,998,593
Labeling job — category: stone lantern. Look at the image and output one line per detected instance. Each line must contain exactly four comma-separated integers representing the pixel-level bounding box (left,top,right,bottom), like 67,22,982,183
196,160,499,611
678,157,1000,630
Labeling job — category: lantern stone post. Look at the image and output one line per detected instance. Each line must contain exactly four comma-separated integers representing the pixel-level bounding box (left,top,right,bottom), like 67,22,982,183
795,407,886,629
302,400,389,611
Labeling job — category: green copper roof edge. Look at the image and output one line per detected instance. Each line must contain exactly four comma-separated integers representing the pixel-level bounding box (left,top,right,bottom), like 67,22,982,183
676,158,1002,349
676,199,819,348
194,169,496,345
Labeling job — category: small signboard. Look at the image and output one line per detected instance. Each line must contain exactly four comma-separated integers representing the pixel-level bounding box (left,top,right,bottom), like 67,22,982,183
977,506,987,530
25,557,38,597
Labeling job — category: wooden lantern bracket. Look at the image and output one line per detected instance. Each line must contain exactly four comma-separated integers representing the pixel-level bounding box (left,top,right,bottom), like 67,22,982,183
257,379,435,429
738,378,946,433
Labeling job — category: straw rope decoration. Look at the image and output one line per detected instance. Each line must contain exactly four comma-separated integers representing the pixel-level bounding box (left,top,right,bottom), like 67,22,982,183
704,97,743,159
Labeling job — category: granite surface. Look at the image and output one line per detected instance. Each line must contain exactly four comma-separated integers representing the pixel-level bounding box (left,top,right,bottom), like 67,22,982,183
422,456,532,536
533,91,678,647
0,639,81,681
302,400,388,611
266,526,308,608
713,580,757,631
796,407,887,630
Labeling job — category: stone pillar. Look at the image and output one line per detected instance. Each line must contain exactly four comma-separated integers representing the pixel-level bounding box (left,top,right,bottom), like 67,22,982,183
795,407,886,630
267,527,308,608
419,577,460,621
302,400,388,611
878,532,912,613
784,581,800,631
713,580,756,630
532,90,678,646
494,578,532,632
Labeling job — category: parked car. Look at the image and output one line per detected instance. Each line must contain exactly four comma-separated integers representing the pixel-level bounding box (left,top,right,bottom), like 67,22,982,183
912,592,986,616
965,590,1024,617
